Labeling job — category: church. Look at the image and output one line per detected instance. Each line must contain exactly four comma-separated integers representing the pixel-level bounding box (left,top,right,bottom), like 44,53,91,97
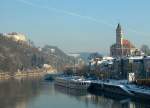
110,24,140,57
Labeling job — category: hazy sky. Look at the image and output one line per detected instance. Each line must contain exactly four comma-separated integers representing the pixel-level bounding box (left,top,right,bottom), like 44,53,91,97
0,0,150,54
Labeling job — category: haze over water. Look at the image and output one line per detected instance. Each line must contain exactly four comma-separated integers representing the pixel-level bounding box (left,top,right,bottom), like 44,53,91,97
0,78,149,108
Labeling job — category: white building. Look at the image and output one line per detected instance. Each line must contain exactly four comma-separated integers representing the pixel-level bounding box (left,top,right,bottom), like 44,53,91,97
4,32,27,42
144,56,150,78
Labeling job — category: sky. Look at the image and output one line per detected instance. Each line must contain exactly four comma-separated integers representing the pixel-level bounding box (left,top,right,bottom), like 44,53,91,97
0,0,150,54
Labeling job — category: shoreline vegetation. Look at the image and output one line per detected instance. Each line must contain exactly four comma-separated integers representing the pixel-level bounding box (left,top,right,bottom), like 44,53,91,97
0,33,75,80
0,68,48,80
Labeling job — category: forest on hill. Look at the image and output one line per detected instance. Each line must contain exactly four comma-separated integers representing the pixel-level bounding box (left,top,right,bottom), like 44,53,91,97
0,34,74,73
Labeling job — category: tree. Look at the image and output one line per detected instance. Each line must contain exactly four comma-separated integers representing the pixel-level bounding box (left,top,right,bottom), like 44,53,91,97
31,54,37,67
88,52,103,60
141,45,150,56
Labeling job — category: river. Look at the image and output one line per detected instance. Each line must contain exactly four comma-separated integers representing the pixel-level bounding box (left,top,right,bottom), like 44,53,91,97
0,77,149,108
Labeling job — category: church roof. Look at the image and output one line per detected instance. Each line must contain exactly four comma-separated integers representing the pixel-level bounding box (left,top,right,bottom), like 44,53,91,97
110,39,135,49
122,39,135,48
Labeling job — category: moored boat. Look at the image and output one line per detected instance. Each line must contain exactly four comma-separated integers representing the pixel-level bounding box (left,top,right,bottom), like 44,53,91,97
55,76,91,90
89,79,150,100
44,72,63,81
126,84,150,100
88,80,133,96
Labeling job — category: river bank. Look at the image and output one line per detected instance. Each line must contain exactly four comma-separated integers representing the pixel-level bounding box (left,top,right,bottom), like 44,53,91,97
0,68,47,80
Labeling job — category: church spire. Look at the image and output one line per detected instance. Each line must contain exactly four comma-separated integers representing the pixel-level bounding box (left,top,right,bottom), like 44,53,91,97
116,23,121,30
116,23,123,45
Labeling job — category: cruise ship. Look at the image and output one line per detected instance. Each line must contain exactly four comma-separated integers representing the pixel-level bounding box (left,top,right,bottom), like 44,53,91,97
55,76,91,90
89,79,150,100
126,84,150,100
88,80,133,96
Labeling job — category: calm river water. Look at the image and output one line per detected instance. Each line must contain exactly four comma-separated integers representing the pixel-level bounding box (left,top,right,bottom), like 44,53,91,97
0,77,149,108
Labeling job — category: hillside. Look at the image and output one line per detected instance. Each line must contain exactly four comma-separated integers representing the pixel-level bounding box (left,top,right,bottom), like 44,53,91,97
42,45,74,71
0,33,74,73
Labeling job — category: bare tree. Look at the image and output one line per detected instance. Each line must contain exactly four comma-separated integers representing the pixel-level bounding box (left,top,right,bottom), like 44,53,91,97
141,45,150,56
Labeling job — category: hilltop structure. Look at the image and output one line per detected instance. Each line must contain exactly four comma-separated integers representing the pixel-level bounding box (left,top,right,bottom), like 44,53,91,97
3,32,27,42
110,24,141,57
0,33,75,73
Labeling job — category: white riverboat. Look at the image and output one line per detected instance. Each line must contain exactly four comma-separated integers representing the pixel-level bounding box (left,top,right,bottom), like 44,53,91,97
89,79,150,100
89,80,133,96
125,84,150,100
55,76,91,90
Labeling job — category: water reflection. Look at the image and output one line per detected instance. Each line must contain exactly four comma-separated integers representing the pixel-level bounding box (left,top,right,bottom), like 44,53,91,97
54,85,129,108
54,85,88,96
0,77,44,108
0,78,150,108
54,84,150,108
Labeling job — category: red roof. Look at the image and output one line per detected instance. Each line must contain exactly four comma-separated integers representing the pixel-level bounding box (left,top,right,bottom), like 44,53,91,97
122,39,135,48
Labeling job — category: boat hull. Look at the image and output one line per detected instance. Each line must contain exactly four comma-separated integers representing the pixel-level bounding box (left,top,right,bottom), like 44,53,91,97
130,90,150,100
55,76,91,90
88,81,132,97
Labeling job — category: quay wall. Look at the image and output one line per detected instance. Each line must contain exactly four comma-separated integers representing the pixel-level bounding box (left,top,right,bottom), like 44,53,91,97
0,69,47,80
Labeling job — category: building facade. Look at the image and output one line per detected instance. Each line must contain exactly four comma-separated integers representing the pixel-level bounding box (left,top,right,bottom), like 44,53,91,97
110,24,140,57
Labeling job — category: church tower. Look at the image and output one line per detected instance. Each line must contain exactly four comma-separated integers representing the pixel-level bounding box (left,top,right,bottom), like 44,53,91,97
116,23,123,45
110,23,137,57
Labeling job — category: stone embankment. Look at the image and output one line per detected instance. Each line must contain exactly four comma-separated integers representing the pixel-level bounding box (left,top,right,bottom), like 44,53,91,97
0,69,47,80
